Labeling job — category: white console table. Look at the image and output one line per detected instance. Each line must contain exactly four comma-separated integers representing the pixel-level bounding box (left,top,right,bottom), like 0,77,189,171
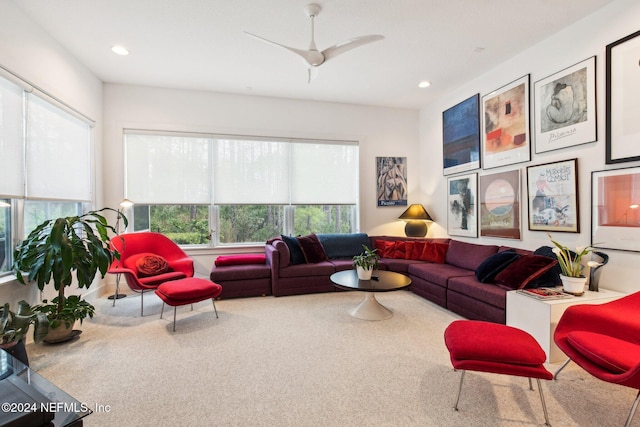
506,288,625,363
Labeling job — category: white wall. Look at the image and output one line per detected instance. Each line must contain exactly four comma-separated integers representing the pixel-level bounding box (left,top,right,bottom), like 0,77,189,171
103,84,419,277
419,0,640,293
0,2,104,306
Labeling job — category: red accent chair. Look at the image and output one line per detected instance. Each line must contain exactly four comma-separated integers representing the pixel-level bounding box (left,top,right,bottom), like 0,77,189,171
108,232,194,316
444,320,552,426
554,291,640,427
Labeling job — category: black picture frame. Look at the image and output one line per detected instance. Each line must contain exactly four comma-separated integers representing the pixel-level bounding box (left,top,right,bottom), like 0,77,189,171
606,30,640,164
442,94,481,175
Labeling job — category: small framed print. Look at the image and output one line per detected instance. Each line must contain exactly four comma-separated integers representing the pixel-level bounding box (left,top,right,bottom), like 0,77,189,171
482,75,531,169
526,159,579,233
447,173,478,237
479,169,521,240
376,157,408,207
442,94,481,175
606,30,640,164
592,167,640,251
534,56,597,153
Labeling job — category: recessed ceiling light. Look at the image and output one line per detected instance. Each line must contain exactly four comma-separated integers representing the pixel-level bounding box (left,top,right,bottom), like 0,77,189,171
418,81,431,89
111,45,129,56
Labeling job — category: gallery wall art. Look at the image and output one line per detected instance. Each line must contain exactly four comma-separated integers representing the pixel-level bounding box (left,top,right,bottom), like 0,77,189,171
534,56,597,153
526,159,579,233
606,29,640,164
592,167,640,251
479,170,521,239
482,75,531,170
442,94,481,175
376,156,407,207
447,173,477,237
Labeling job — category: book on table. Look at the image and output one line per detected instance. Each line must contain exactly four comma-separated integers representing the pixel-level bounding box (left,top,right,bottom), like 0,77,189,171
516,287,574,300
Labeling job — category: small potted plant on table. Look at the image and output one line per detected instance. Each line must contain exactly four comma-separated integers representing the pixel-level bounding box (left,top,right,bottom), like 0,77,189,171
0,300,49,365
352,245,379,280
12,208,125,343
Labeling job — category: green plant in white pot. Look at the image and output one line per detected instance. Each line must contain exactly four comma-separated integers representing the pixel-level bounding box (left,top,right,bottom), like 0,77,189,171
352,245,379,280
12,208,126,343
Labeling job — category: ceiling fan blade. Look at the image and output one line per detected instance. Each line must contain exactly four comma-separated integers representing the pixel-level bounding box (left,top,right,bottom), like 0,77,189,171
307,67,319,84
321,35,384,63
244,31,323,66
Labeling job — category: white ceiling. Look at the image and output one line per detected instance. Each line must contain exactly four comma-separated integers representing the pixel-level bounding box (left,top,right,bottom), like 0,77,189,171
12,0,617,110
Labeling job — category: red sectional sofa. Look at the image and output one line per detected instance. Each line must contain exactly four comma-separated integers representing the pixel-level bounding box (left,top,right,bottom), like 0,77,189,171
212,233,559,324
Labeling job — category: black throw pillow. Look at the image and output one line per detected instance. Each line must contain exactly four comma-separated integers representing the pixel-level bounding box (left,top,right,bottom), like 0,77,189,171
530,245,565,288
281,235,306,265
475,249,520,283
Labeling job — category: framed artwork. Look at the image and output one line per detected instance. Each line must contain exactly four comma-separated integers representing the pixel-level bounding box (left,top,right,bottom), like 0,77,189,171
447,173,478,237
376,157,407,207
482,75,531,169
534,56,597,153
442,94,481,175
526,159,579,232
592,167,640,252
606,30,640,164
479,170,521,239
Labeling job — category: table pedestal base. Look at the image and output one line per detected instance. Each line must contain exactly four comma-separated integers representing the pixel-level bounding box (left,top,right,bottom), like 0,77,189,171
350,292,392,320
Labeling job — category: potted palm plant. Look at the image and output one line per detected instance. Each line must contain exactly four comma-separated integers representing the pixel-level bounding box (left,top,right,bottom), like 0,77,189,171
12,208,126,343
0,300,49,365
352,245,379,280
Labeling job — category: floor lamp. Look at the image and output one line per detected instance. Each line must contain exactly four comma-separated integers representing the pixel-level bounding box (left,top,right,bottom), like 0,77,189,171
109,198,134,303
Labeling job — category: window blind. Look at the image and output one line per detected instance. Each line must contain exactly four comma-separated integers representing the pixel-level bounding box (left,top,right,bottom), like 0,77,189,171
25,93,92,201
0,76,24,198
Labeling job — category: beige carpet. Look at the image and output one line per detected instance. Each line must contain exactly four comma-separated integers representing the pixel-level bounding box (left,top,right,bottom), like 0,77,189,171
26,290,637,426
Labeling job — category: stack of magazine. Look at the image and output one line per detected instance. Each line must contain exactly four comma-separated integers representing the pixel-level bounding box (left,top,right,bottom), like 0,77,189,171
516,287,574,300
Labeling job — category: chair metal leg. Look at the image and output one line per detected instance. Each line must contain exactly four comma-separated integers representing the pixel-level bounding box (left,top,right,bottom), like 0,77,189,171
554,358,571,380
172,306,177,332
140,290,145,317
160,302,165,319
536,378,551,426
212,299,219,318
454,370,466,411
624,390,640,427
528,377,533,391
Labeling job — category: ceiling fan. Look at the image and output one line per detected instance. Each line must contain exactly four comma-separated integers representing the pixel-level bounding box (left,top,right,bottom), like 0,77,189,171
245,3,384,83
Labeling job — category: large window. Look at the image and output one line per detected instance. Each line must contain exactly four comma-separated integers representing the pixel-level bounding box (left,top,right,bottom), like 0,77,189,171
125,131,359,245
0,72,92,277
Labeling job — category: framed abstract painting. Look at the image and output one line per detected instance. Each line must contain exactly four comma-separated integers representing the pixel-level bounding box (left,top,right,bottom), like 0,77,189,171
606,30,640,164
447,173,478,237
376,157,408,207
526,159,579,233
482,75,531,169
534,56,597,153
442,94,481,175
592,167,640,251
479,169,521,239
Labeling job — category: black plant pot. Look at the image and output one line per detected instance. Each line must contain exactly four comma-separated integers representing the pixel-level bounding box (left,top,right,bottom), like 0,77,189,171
1,340,29,366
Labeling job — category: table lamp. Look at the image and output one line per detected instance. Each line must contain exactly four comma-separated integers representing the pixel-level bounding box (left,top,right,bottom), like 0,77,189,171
398,204,433,237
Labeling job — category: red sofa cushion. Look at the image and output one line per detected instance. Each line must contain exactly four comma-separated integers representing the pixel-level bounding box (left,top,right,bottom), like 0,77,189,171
493,255,557,289
374,240,395,258
215,254,266,267
566,331,640,374
419,242,448,263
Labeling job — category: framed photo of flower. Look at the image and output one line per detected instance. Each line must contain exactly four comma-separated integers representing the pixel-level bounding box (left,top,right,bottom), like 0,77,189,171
591,166,640,252
606,30,640,164
526,159,579,233
534,56,597,153
482,75,531,169
447,173,478,237
479,169,521,239
442,94,481,175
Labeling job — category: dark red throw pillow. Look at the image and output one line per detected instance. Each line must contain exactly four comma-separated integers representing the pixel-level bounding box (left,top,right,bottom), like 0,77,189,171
136,254,170,277
420,242,448,264
374,240,395,258
493,255,558,289
296,233,327,263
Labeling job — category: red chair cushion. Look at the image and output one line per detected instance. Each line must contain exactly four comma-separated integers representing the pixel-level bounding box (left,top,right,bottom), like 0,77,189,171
135,254,170,277
566,331,640,374
214,254,266,267
444,320,546,366
157,278,222,302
